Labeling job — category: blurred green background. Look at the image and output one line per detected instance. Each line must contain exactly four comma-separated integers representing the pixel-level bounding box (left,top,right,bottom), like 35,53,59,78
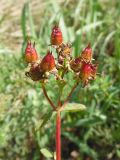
0,0,120,160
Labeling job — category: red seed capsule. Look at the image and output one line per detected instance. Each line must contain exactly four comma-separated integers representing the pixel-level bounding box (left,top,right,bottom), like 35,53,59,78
51,25,63,46
81,43,92,62
80,62,97,86
40,51,55,72
25,41,38,63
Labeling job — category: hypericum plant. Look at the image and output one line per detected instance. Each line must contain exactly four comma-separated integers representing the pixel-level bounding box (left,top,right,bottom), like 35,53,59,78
24,25,98,160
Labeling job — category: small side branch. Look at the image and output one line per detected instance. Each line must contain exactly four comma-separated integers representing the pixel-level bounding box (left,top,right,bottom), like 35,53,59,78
61,82,78,109
42,83,56,111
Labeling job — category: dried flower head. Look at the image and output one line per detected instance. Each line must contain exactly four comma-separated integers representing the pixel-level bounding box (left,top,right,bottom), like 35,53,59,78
56,43,72,57
51,25,63,46
70,57,81,72
25,64,42,81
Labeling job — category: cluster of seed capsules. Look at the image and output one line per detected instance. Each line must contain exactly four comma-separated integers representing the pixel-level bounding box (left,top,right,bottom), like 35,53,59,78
25,25,98,86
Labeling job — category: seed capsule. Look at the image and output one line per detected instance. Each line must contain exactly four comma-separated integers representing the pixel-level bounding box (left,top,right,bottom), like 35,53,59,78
25,41,38,63
80,62,97,86
40,51,55,72
81,43,92,63
51,25,63,46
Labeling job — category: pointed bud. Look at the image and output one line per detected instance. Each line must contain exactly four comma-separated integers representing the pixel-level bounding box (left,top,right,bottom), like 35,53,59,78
80,62,97,86
81,43,92,62
70,57,81,72
51,25,63,46
25,41,38,63
40,51,55,72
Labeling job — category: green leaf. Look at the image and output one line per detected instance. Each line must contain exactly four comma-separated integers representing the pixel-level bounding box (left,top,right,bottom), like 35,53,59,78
40,148,53,158
0,131,7,147
35,111,53,130
21,2,37,40
116,149,120,158
27,3,37,39
62,103,86,112
40,111,53,128
21,3,28,41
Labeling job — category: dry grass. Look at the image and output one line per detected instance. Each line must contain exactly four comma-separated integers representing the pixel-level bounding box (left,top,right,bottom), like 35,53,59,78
0,0,47,51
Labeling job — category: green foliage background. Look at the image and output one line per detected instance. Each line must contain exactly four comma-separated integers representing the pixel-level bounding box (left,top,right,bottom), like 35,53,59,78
0,0,120,160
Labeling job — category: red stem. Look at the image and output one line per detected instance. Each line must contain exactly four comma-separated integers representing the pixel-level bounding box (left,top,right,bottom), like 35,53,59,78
42,83,56,111
56,111,61,160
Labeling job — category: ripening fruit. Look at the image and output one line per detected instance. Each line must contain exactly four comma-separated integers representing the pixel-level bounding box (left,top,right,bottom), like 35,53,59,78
81,43,92,62
40,51,55,72
80,62,97,86
51,25,63,45
25,41,38,63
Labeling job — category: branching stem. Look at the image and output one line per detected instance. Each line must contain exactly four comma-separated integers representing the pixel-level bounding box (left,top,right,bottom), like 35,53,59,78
42,81,79,160
42,83,56,111
60,82,78,110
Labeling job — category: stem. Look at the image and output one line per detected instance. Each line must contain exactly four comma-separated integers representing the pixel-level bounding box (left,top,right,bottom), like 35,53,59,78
56,111,61,160
57,88,63,107
42,83,56,111
61,82,78,109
